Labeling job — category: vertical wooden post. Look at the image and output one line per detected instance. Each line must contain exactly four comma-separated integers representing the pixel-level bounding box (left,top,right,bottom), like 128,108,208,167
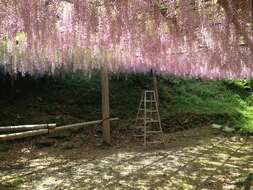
152,71,159,108
101,65,111,144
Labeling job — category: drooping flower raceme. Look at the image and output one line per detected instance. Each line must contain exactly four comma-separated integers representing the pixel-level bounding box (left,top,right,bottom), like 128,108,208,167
0,0,252,79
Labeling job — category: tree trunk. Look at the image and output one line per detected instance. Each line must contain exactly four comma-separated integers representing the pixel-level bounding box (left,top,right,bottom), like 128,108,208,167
101,66,111,144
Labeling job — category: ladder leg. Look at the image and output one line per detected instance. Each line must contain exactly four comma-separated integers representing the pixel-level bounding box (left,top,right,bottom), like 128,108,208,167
144,91,147,148
154,91,166,147
134,94,143,127
150,91,153,121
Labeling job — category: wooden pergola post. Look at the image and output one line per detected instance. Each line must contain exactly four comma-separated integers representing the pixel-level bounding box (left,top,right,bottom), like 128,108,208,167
152,71,159,108
101,65,111,144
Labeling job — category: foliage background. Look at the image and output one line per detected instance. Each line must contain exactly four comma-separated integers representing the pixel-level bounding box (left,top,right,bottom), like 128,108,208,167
0,73,252,133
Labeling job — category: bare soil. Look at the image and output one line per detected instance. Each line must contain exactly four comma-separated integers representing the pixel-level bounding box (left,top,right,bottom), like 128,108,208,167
0,127,252,190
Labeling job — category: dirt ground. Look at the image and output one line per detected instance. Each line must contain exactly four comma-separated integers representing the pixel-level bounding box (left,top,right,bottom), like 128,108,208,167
0,127,252,190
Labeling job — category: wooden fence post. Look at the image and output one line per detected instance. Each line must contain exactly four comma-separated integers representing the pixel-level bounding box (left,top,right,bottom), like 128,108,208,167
101,65,111,144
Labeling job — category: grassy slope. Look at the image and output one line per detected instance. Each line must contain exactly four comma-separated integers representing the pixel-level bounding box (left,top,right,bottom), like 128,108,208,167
159,77,253,133
0,73,252,133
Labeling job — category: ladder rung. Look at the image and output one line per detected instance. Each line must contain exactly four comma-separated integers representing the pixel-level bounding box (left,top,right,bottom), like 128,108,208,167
146,120,160,123
146,131,162,134
141,100,156,103
146,141,162,144
134,127,154,130
139,109,157,112
134,131,162,136
145,90,155,93
134,134,144,137
133,126,144,129
136,118,160,123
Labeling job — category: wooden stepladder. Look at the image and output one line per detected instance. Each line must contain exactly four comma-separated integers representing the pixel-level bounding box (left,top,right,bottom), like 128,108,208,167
134,90,165,147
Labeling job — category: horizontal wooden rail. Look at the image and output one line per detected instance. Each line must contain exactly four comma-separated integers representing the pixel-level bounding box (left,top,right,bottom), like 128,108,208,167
0,118,119,141
0,124,57,133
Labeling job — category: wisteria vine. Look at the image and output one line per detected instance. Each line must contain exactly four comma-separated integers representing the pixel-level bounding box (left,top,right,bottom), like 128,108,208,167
0,0,252,79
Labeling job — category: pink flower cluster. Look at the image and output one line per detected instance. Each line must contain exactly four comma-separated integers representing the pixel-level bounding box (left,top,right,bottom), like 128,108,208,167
0,0,252,79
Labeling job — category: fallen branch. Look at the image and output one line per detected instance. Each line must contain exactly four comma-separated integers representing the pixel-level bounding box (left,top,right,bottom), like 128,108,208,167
0,118,119,141
0,124,57,133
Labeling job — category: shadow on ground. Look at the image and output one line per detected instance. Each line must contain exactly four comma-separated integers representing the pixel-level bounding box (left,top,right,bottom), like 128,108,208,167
0,127,252,190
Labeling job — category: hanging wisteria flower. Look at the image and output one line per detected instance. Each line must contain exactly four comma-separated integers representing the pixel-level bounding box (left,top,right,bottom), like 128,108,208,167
0,0,252,79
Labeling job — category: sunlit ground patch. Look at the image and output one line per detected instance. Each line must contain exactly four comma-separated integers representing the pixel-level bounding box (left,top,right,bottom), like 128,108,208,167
0,127,252,190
